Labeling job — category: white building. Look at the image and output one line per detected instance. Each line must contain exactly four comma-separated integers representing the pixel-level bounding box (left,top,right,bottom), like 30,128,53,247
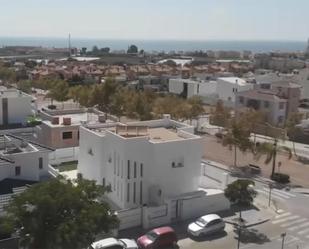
78,116,203,210
169,77,253,106
0,89,36,126
169,78,217,100
216,77,254,106
0,134,53,182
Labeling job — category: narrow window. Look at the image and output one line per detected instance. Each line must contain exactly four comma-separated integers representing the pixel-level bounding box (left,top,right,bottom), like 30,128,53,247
102,178,105,187
134,162,137,178
133,182,136,203
127,160,130,179
140,163,143,177
127,183,130,202
15,166,21,176
121,160,123,178
39,157,43,169
140,181,143,205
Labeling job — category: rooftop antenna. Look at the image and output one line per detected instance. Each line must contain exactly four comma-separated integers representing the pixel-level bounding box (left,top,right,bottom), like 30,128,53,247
68,33,71,57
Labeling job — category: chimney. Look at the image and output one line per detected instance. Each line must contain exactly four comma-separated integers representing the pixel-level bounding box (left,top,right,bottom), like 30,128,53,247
51,117,59,125
63,117,71,125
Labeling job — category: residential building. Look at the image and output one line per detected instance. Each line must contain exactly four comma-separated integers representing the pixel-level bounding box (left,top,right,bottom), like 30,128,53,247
216,77,254,106
37,107,115,149
235,89,287,126
0,89,36,127
271,81,301,117
169,78,217,101
0,134,53,182
78,116,202,210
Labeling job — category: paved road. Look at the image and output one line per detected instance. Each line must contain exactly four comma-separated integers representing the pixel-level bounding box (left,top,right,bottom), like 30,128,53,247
177,163,309,249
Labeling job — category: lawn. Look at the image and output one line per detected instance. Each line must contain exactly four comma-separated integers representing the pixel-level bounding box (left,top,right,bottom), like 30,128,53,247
53,161,78,172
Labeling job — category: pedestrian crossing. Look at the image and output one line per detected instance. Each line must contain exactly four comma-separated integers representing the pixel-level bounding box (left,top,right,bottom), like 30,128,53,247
272,211,309,239
256,187,296,202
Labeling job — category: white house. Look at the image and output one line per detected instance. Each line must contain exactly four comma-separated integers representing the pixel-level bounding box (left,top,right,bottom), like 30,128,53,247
0,89,36,126
169,78,218,104
0,134,53,182
78,116,203,210
216,77,253,106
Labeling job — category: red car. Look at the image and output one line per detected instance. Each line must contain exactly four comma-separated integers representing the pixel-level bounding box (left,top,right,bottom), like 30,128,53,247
137,226,178,249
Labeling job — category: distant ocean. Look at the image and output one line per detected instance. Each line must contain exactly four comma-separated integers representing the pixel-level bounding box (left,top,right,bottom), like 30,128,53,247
0,37,307,53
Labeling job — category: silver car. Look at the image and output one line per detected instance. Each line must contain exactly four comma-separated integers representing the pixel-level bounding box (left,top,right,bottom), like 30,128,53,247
90,237,138,249
187,214,225,237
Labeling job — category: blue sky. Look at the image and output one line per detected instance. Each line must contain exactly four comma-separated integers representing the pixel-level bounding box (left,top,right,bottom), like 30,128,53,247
0,0,308,41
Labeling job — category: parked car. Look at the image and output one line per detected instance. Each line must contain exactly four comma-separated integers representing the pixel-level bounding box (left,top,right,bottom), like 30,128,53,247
187,214,225,237
89,237,138,249
137,226,178,249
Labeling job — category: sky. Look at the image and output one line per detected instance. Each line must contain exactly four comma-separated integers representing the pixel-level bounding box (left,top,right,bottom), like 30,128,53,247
0,0,308,41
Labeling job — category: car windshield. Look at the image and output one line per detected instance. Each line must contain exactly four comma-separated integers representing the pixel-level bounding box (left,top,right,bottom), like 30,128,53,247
196,218,207,227
146,231,159,241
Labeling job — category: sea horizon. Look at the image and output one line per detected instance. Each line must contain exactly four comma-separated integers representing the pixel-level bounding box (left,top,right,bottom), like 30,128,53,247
0,36,307,53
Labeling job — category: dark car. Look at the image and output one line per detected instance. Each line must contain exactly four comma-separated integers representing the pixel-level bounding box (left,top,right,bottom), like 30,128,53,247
137,226,178,249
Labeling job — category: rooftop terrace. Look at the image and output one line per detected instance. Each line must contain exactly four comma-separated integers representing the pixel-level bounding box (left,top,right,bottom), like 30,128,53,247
86,118,199,142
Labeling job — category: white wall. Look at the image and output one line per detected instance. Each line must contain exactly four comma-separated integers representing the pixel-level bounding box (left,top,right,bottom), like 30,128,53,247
181,192,230,220
78,124,202,210
7,97,33,125
0,92,34,126
169,79,218,101
5,149,49,181
169,79,186,95
117,207,142,230
49,147,79,165
217,78,253,105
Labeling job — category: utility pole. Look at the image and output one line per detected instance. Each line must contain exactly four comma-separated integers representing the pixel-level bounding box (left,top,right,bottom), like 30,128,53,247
68,33,71,57
268,183,273,207
281,232,286,249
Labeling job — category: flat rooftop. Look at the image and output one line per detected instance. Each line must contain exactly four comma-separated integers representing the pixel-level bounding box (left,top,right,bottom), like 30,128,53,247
218,77,249,86
44,112,114,127
0,89,32,98
89,122,197,142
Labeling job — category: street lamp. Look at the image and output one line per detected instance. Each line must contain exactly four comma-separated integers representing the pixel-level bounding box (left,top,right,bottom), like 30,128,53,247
268,183,273,207
236,184,254,249
281,232,286,249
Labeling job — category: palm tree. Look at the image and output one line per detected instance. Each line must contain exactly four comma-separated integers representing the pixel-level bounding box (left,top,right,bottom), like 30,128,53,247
255,138,292,178
222,120,254,168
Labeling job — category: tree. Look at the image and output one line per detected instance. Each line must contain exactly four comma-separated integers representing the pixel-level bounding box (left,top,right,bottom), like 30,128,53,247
110,87,127,121
46,80,69,107
210,100,231,127
222,120,254,167
81,47,87,55
4,177,118,249
127,44,138,54
0,66,16,83
17,80,32,93
224,179,257,219
238,109,265,145
286,113,302,156
135,92,153,121
90,78,118,113
187,96,204,124
255,138,292,178
100,47,110,54
92,46,99,54
68,85,92,108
